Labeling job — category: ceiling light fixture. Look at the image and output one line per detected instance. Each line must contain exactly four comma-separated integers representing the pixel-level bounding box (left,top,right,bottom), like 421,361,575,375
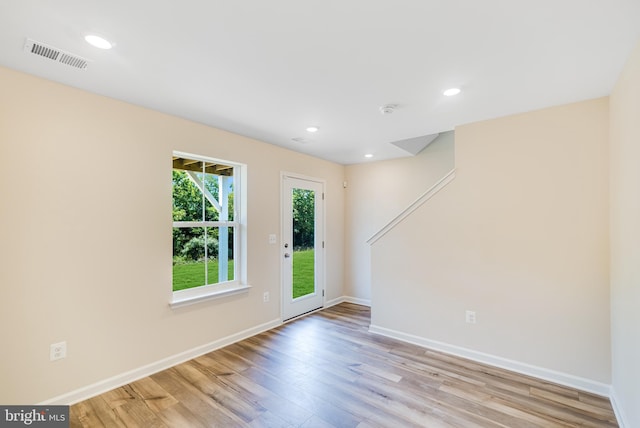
85,35,113,50
443,87,461,97
306,126,319,133
379,104,396,115
364,154,374,158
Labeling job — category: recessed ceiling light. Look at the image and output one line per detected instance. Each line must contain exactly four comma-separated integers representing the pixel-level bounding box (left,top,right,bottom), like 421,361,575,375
364,154,374,158
85,35,113,50
443,87,461,97
306,126,319,133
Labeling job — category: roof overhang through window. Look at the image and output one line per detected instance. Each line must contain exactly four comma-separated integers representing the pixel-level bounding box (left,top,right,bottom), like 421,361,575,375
172,156,234,176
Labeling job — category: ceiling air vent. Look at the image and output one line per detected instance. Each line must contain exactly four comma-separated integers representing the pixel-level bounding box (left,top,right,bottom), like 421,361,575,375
24,38,89,70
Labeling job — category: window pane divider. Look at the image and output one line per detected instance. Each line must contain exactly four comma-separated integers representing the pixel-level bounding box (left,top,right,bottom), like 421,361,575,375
173,221,239,228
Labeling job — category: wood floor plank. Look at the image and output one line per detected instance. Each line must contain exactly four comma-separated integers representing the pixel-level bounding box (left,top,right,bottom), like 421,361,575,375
156,402,208,428
127,377,178,413
530,387,618,423
70,397,123,428
482,383,617,428
110,398,167,428
70,303,618,427
150,368,246,427
100,385,136,410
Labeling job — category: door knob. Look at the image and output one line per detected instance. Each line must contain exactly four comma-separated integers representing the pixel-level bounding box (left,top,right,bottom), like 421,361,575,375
284,253,291,258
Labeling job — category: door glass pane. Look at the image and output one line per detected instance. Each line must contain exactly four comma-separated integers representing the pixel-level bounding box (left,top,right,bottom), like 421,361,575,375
292,188,315,299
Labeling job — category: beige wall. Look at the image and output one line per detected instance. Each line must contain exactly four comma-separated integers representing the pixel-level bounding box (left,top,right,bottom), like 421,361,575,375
370,98,611,383
344,133,455,300
610,40,640,427
0,67,345,404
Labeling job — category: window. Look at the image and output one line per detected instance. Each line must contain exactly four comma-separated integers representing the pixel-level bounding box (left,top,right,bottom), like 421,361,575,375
171,152,248,306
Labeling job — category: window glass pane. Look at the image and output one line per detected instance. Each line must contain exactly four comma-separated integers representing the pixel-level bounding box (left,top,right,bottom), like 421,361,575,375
172,167,204,222
220,175,234,222
206,227,235,283
173,227,206,291
203,174,234,222
172,154,239,294
203,195,218,221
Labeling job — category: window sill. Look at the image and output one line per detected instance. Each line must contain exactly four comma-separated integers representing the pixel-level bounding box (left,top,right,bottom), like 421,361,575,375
170,283,252,309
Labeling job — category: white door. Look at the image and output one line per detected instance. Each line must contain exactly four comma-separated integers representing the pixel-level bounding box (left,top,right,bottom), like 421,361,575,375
282,175,324,320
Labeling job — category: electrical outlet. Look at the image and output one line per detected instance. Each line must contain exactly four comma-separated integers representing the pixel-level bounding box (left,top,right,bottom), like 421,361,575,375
465,310,477,324
268,234,277,244
50,341,67,361
263,292,270,303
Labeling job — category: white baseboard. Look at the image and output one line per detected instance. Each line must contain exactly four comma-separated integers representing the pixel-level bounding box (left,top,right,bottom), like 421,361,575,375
343,296,371,307
369,324,612,397
610,388,628,428
325,295,371,308
40,318,282,405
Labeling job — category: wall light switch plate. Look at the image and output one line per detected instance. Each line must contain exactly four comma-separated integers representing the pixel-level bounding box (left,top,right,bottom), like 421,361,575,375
50,341,67,361
465,310,477,324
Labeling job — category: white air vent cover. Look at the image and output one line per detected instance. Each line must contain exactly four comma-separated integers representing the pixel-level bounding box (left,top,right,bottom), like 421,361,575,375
24,38,88,70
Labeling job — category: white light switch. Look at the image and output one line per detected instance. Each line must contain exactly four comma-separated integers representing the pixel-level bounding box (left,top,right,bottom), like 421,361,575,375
50,341,67,361
268,234,277,244
465,310,477,324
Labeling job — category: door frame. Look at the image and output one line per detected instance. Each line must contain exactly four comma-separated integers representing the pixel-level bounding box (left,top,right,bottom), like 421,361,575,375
280,172,326,321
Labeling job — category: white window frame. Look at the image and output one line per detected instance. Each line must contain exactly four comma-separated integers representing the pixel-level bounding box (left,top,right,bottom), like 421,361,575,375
170,151,249,308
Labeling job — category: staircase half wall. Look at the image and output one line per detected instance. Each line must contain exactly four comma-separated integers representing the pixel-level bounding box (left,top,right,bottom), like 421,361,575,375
369,98,611,394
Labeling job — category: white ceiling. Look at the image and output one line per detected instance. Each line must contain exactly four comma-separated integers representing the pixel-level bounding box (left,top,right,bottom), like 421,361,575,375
1,1,639,165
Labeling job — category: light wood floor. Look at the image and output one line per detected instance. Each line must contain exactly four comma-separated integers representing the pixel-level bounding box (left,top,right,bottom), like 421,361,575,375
70,303,618,427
